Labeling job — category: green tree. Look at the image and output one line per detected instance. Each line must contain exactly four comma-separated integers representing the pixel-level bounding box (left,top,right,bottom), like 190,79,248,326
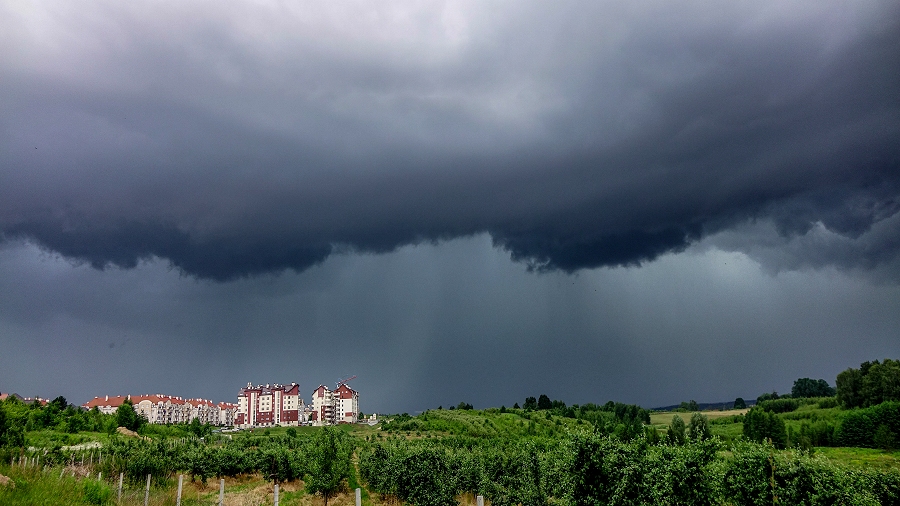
0,402,25,448
537,394,552,410
667,415,686,445
837,367,864,408
733,398,746,409
306,427,351,506
688,413,711,441
523,397,537,411
861,359,900,407
756,392,779,404
837,358,900,408
742,407,787,449
679,400,700,412
116,398,142,431
394,447,456,506
791,378,835,398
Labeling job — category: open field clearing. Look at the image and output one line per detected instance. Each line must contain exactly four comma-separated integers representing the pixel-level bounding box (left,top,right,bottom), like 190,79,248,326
649,408,749,426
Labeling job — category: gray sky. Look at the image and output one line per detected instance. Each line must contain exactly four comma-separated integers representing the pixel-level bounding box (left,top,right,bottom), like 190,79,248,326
1,0,898,413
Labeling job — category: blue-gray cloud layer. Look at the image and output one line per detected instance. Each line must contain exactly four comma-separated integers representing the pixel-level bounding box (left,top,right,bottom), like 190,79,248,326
2,1,898,280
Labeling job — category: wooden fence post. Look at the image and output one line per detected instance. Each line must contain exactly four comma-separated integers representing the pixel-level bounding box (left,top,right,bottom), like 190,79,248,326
274,483,279,506
144,473,151,506
356,487,362,506
218,478,225,506
118,472,124,502
477,495,484,506
176,474,183,506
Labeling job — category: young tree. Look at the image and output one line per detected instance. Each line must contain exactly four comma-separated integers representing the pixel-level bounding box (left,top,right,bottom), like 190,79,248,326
742,407,787,449
306,427,351,506
0,402,25,448
667,415,686,445
688,413,711,441
116,399,142,431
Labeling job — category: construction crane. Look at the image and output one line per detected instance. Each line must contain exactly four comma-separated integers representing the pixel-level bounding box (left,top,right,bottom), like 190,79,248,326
336,375,357,388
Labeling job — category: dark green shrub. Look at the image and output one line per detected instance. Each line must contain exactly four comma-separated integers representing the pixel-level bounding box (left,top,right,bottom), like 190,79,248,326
82,479,112,505
836,402,900,447
743,408,787,448
758,398,800,414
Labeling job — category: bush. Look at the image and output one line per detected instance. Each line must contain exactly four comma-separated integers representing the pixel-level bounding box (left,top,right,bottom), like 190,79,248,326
688,413,711,441
743,408,787,449
836,402,900,448
874,424,896,450
82,479,112,505
758,398,801,414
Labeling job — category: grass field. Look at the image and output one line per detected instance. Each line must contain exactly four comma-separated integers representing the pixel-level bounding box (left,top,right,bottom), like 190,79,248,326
649,408,749,426
814,447,900,471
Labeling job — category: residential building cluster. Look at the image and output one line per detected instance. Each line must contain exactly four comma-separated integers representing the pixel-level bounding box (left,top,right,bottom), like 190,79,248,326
235,381,360,428
81,394,238,426
77,380,362,428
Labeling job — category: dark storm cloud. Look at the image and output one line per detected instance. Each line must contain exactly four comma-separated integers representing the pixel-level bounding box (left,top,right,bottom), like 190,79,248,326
1,1,899,280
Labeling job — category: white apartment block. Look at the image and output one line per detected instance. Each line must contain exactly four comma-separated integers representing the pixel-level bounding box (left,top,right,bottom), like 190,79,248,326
311,383,359,425
82,394,238,426
235,382,307,428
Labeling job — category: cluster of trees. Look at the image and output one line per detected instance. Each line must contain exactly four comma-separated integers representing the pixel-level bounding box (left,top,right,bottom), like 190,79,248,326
1,396,115,435
521,395,562,411
792,378,837,398
359,433,900,506
515,396,652,427
90,427,352,504
665,413,711,445
0,395,221,455
749,377,837,408
742,408,787,448
834,402,900,449
0,400,25,451
837,359,900,409
678,400,700,412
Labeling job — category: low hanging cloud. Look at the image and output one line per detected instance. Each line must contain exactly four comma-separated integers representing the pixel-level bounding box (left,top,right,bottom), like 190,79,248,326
1,0,898,281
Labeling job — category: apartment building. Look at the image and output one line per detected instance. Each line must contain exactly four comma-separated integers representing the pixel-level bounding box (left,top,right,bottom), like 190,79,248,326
82,394,237,426
235,382,307,428
310,383,359,425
